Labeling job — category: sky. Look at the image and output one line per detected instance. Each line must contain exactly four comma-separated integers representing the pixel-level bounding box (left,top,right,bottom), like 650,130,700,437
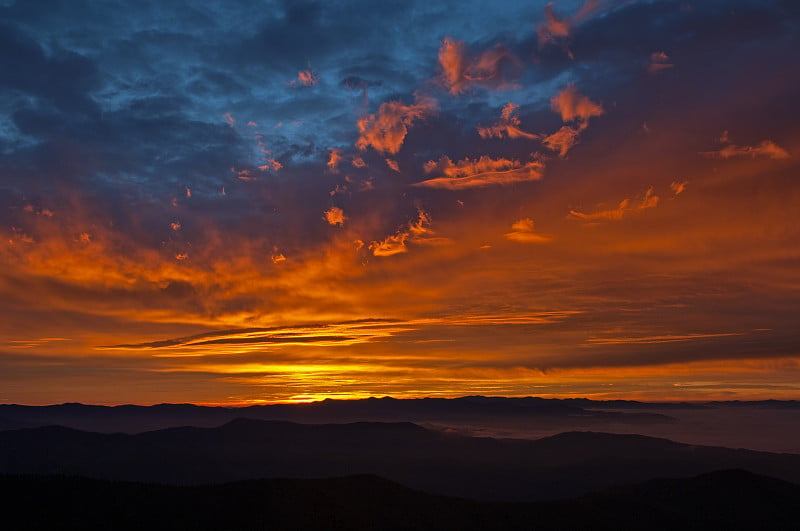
1,0,799,405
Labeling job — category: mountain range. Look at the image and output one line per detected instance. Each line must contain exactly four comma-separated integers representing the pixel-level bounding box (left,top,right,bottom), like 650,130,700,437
0,396,675,434
3,417,800,502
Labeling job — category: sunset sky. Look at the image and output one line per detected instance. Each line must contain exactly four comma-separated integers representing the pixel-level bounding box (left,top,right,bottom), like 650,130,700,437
1,0,799,405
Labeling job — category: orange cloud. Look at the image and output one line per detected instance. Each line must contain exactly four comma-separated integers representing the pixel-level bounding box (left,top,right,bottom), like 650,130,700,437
369,233,409,257
289,69,319,87
5,337,71,350
542,125,582,157
670,181,687,196
355,95,436,154
369,209,449,257
327,149,342,172
587,333,743,345
297,69,318,86
648,51,674,74
414,155,545,190
438,38,466,94
2,195,378,333
437,38,521,95
407,210,451,246
324,207,346,227
537,0,599,49
504,218,552,243
477,103,539,140
551,85,604,124
8,227,35,244
385,158,400,172
569,187,660,221
237,169,256,181
702,139,790,160
329,184,348,197
542,86,604,157
24,205,54,217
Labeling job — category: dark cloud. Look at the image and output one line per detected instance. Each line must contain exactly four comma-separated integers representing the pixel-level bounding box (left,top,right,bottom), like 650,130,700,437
0,23,100,115
341,76,383,90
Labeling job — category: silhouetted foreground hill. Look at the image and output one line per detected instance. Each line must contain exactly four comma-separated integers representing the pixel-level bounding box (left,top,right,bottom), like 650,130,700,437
0,397,673,433
2,419,800,501
3,470,799,530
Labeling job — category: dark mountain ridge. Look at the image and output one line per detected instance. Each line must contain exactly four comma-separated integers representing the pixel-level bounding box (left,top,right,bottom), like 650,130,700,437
0,397,676,434
3,418,799,502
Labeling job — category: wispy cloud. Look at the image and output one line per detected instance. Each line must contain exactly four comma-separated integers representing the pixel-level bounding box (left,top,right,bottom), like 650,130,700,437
105,319,409,354
5,337,71,350
542,85,603,157
670,181,687,196
327,149,343,172
437,38,521,94
504,218,552,243
702,136,790,160
570,187,660,221
414,156,545,189
587,333,744,345
648,51,674,74
543,125,582,158
551,85,604,124
477,103,539,140
369,209,450,257
537,0,599,56
369,233,409,257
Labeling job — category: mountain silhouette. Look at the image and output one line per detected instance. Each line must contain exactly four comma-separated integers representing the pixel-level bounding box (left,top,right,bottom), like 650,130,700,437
0,397,673,434
2,418,800,502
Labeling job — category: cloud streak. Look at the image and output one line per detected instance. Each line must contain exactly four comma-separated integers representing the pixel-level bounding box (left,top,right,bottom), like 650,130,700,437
477,103,539,140
648,51,674,74
415,156,545,189
369,209,450,257
702,139,790,160
569,187,660,221
504,218,552,243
